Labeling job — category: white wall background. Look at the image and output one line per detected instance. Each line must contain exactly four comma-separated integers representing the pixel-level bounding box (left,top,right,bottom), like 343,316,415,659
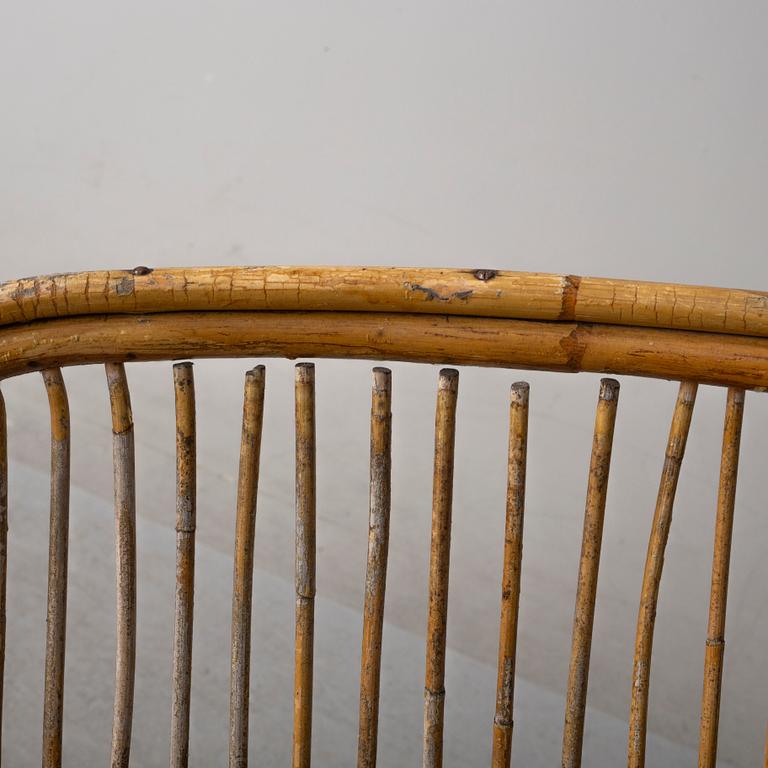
1,2,767,766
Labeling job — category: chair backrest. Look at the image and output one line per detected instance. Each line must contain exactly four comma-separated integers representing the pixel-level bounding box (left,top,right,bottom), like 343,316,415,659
0,266,765,768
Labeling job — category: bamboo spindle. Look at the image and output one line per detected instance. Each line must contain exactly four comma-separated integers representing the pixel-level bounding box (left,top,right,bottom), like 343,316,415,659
356,368,393,768
293,363,316,768
492,381,529,768
40,369,71,768
698,387,745,768
627,381,698,767
228,366,266,768
105,363,137,768
561,378,620,768
171,363,197,768
423,368,459,768
0,386,5,764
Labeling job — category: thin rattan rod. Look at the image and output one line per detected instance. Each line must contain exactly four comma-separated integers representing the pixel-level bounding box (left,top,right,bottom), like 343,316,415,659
40,369,71,768
171,362,197,768
698,387,745,768
561,378,620,768
0,385,7,762
356,367,393,768
106,362,137,768
294,362,316,768
423,368,459,768
228,365,266,768
627,380,698,767
492,381,529,768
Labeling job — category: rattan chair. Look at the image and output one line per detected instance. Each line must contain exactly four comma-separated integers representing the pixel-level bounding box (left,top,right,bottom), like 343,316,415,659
0,266,765,768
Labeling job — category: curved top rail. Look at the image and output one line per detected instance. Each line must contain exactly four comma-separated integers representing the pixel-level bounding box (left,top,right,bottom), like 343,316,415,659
1,266,767,338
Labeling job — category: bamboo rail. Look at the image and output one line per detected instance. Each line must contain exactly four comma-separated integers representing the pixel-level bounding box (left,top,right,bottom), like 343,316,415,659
698,388,745,768
628,381,698,767
2,311,768,390
171,363,196,768
294,363,316,768
357,368,393,768
106,363,137,768
423,369,459,768
0,385,7,762
2,267,768,340
562,379,620,768
492,381,529,768
229,366,266,768
41,369,70,768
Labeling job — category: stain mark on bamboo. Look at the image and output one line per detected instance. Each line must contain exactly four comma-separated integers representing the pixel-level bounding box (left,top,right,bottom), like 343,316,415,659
357,367,392,768
105,362,137,768
562,378,619,768
698,387,745,768
116,277,135,296
41,369,70,768
404,283,473,303
228,365,266,768
492,381,529,768
171,362,196,768
423,369,459,768
628,380,697,768
559,275,582,321
294,363,316,768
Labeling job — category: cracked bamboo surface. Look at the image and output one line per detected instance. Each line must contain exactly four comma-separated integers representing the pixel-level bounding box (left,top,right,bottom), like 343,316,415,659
106,363,137,768
492,381,529,768
2,311,768,390
423,369,459,768
357,368,392,768
229,366,266,768
698,388,745,768
2,267,768,339
41,369,70,768
294,363,316,768
0,385,5,764
562,379,619,768
628,381,698,767
171,363,196,768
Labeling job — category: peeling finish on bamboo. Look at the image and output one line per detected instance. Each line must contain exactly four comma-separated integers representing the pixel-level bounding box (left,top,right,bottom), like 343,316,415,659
357,368,392,768
294,363,316,768
0,385,7,761
229,366,266,768
40,369,70,768
2,311,768,391
698,387,745,768
106,363,137,768
628,380,698,767
171,362,196,768
2,267,768,340
492,381,529,768
423,369,459,768
562,379,620,768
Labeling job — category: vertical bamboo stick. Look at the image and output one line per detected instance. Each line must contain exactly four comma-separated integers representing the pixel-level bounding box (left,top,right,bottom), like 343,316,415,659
763,723,768,768
627,381,698,767
0,386,7,763
41,369,70,768
561,378,619,768
106,363,137,768
357,368,393,768
293,363,316,768
171,362,196,768
228,366,266,768
423,368,459,768
698,387,745,768
491,381,529,768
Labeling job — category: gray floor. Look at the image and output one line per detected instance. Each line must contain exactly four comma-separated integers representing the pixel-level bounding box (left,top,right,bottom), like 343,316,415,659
6,460,719,767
